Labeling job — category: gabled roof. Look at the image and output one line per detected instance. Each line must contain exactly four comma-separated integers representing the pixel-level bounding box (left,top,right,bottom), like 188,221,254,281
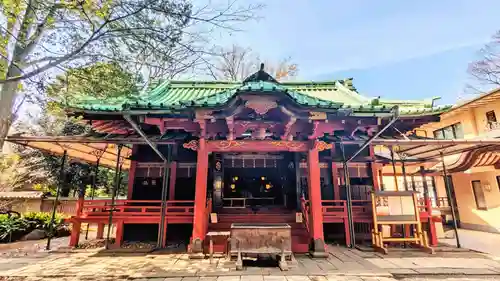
441,87,500,118
66,68,451,116
0,191,44,199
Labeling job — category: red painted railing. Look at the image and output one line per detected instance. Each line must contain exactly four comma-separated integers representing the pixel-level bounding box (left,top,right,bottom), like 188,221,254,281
351,200,372,219
320,199,440,221
321,200,347,219
78,199,195,218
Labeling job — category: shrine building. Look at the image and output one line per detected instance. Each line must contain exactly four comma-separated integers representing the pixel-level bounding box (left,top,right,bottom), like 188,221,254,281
8,66,464,256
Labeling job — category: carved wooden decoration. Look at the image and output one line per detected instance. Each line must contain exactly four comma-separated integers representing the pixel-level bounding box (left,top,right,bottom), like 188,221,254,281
309,112,327,120
206,140,308,152
282,117,296,141
226,117,234,140
183,140,199,151
315,141,332,152
270,141,306,150
215,140,247,150
245,100,277,115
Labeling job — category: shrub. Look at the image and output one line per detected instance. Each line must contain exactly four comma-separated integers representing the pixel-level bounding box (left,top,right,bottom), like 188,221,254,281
0,212,70,243
0,214,28,242
23,212,65,231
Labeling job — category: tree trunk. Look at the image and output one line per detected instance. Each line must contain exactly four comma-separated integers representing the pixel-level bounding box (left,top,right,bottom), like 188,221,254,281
0,67,21,152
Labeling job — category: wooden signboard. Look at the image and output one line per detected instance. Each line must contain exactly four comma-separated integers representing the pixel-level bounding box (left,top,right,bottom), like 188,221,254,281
374,191,417,222
371,191,434,255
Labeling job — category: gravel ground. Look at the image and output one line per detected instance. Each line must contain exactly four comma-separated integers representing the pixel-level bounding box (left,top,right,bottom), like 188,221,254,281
0,236,70,258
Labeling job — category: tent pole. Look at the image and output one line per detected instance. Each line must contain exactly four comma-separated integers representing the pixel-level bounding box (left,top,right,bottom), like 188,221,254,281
390,147,399,191
85,159,100,240
401,158,409,191
440,152,461,248
157,145,171,249
346,106,399,163
340,142,355,247
46,150,67,250
105,145,122,249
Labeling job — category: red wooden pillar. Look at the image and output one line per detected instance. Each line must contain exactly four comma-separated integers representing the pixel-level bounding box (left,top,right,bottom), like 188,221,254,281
191,138,209,253
371,163,381,191
308,141,327,257
162,222,168,248
114,221,124,247
69,222,81,247
331,163,340,200
127,145,138,200
75,197,84,215
426,198,438,246
169,161,177,200
69,197,84,247
96,223,105,239
378,169,384,190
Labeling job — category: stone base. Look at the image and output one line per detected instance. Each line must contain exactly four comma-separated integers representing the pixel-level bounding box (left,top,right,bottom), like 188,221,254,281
189,238,204,259
189,252,205,259
309,238,328,258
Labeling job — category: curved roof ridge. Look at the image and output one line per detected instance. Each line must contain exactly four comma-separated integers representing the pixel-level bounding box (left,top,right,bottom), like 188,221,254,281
334,81,372,103
180,80,342,108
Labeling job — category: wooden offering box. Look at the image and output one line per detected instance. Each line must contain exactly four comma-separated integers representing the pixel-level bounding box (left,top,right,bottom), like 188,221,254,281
229,223,292,270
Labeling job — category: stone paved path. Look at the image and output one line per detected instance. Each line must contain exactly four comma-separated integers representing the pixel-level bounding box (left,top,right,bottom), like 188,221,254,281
0,245,499,280
441,229,500,257
1,276,500,281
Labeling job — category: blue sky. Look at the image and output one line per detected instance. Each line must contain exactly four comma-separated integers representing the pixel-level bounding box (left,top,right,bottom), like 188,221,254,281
213,0,500,105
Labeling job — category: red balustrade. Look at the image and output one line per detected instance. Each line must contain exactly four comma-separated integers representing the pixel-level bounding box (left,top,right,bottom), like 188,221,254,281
71,199,195,224
321,200,347,222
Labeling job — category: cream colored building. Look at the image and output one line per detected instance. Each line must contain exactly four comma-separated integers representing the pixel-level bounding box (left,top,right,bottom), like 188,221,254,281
416,88,500,233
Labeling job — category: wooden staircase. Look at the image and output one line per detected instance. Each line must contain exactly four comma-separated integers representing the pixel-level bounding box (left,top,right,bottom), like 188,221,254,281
206,207,310,254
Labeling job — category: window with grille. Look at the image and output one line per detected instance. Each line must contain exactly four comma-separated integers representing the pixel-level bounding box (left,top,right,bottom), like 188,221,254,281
433,123,463,139
486,110,497,123
412,176,438,206
472,180,487,210
486,111,498,129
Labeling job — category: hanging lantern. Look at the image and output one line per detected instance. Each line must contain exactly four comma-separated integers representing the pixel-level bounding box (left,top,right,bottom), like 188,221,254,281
261,176,266,180
230,184,236,190
233,176,239,182
214,176,222,190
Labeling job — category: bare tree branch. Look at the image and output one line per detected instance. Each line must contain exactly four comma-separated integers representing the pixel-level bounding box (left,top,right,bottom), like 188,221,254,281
205,44,298,81
469,30,500,89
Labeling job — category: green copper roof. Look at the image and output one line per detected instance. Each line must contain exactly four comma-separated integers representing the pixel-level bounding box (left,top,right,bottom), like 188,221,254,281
67,76,451,116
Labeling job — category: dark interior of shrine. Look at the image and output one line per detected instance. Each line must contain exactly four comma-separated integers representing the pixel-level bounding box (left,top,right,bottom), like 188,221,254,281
222,167,296,209
215,152,298,210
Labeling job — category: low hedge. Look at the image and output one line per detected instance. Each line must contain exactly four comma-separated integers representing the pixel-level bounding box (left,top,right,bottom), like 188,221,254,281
0,212,70,243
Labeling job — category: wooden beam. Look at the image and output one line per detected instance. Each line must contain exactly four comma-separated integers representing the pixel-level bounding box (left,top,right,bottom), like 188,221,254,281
205,140,309,152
